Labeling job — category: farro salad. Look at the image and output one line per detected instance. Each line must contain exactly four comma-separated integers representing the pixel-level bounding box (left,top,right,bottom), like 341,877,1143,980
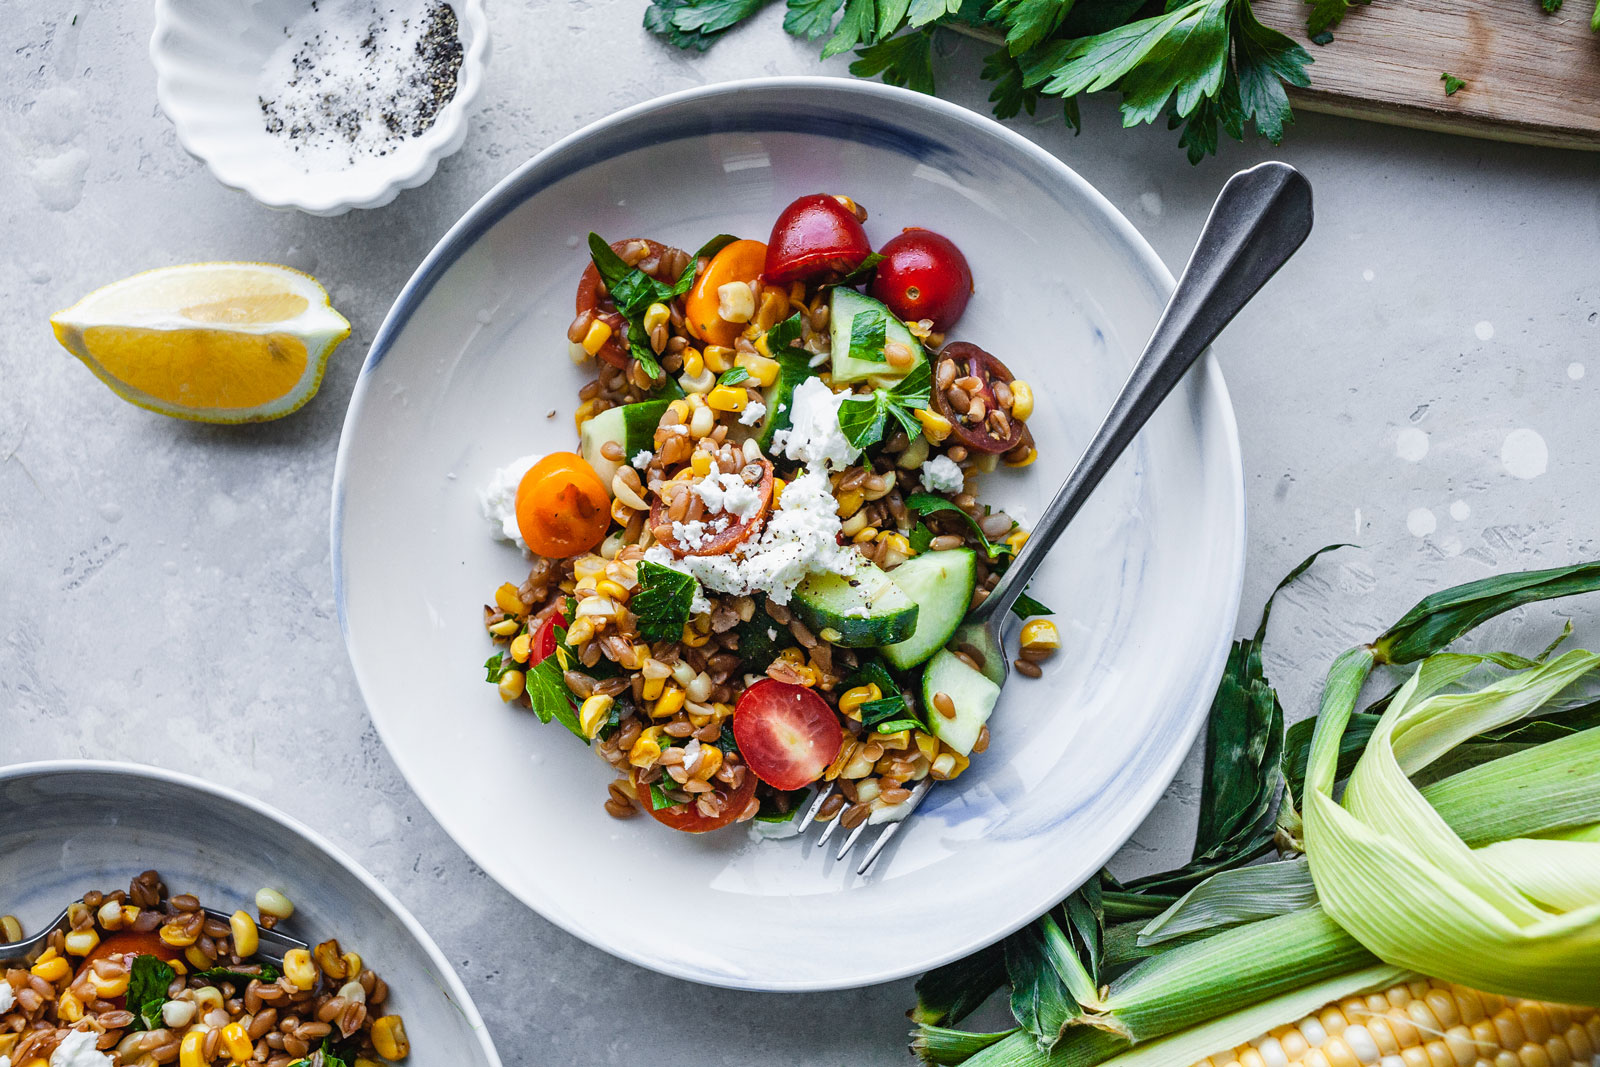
0,871,407,1067
480,194,1061,835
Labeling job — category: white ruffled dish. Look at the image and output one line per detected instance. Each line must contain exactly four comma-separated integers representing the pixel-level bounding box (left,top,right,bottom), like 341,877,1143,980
150,0,488,216
332,78,1247,991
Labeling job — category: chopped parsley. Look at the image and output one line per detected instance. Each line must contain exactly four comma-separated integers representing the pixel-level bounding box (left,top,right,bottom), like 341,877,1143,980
1441,72,1466,95
127,955,175,1031
717,366,751,386
904,492,1015,561
196,964,282,984
847,309,889,363
633,560,699,641
1011,590,1055,620
586,232,737,381
837,358,932,449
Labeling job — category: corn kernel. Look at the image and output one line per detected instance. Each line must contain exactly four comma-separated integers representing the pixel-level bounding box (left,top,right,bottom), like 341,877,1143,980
1005,446,1038,468
717,281,755,323
509,633,533,663
653,685,687,718
679,367,715,394
641,675,666,702
579,694,614,738
836,489,864,518
372,1016,410,1061
90,968,130,999
771,478,786,507
779,647,807,667
680,624,710,647
342,952,363,979
226,911,259,959
753,289,788,331
838,684,881,719
667,398,692,423
643,302,671,335
735,352,781,387
1009,379,1034,420
565,617,596,646
220,1022,252,1064
120,905,140,926
693,745,724,781
493,583,524,615
914,731,940,761
629,727,664,767
255,887,295,922
179,1030,207,1067
1020,619,1061,653
706,385,748,412
690,450,714,477
689,406,715,438
284,948,317,990
876,729,912,749
1003,529,1030,552
497,669,526,702
914,407,952,444
30,955,69,983
703,345,734,373
580,318,613,356
486,617,520,637
56,991,83,1023
596,579,630,602
63,928,99,956
159,921,198,949
793,665,820,687
185,945,213,972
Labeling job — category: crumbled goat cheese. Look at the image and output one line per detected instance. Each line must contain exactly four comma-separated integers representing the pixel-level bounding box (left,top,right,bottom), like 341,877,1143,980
693,472,763,520
738,400,767,426
644,467,858,605
868,798,916,825
479,455,538,549
50,1029,115,1067
772,377,860,471
920,454,965,494
0,982,12,1013
632,449,653,470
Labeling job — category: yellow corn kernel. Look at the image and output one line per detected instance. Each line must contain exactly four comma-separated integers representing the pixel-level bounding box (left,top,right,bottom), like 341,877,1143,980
90,968,130,999
509,632,533,664
643,302,671,336
0,1036,15,1060
641,674,666,703
0,916,20,944
736,352,781,387
168,958,188,977
157,920,198,949
689,405,715,438
703,345,734,373
580,318,613,356
914,731,940,762
596,579,630,602
914,407,952,444
63,928,100,956
771,477,786,507
629,727,664,767
372,1015,410,1061
681,348,706,379
706,385,748,412
574,397,604,432
179,1029,209,1067
690,450,714,477
753,289,789,332
717,281,755,323
497,669,527,702
779,647,807,667
680,623,710,647
1005,446,1038,468
486,617,521,637
30,954,68,983
693,745,724,781
1009,379,1034,420
219,1022,252,1064
1003,529,1030,553
493,583,524,615
1020,619,1061,653
573,554,608,580
56,991,84,1023
565,617,596,647
851,526,879,544
653,685,687,718
342,952,363,980
838,684,882,719
185,945,214,972
793,665,820,688
667,398,692,424
284,948,317,990
355,1060,385,1067
579,694,614,739
836,489,864,518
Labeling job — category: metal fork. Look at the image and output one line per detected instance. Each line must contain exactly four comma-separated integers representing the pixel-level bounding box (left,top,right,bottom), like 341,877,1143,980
1,904,306,969
800,161,1315,875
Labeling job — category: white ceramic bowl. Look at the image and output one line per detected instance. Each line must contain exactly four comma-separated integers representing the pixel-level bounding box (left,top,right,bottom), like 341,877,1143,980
0,761,502,1067
150,0,488,216
332,78,1246,991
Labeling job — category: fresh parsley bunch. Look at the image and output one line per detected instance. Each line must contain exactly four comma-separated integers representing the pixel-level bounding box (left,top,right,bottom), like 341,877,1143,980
645,0,1313,161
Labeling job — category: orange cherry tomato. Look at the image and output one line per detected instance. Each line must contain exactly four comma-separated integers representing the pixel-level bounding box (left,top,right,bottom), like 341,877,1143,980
514,452,610,558
684,239,767,348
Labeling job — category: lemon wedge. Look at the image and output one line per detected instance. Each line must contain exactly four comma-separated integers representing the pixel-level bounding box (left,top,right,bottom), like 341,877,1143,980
50,262,351,423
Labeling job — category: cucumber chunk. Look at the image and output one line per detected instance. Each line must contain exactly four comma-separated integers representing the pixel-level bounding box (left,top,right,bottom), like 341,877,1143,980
922,648,1001,756
880,548,978,670
791,560,919,647
578,399,669,493
756,349,819,451
828,288,926,386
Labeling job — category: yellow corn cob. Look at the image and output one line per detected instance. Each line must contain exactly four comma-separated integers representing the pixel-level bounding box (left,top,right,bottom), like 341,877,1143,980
1192,979,1599,1067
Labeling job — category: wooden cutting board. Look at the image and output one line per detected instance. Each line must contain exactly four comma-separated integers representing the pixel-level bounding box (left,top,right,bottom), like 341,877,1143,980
1250,0,1600,150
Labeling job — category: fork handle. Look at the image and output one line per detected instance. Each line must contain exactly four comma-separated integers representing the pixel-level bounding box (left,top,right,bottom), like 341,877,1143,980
971,162,1314,627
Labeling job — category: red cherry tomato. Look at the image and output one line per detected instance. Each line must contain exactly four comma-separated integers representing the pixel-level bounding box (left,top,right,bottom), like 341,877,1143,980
575,238,680,368
870,228,973,331
530,609,567,665
643,763,758,833
733,680,844,791
930,341,1027,455
764,194,874,285
649,459,774,557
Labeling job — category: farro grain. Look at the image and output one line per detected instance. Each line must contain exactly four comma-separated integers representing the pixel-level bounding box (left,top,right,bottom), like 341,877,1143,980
972,725,991,753
929,534,964,551
840,803,871,829
1014,658,1043,678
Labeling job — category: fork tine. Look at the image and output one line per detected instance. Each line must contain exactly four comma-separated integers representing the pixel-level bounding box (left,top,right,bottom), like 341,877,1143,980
855,778,934,875
834,818,870,860
813,808,843,847
796,781,836,833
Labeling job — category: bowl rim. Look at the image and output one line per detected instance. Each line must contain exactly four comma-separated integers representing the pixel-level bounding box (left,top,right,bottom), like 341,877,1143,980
330,75,1247,990
0,758,504,1066
148,0,490,215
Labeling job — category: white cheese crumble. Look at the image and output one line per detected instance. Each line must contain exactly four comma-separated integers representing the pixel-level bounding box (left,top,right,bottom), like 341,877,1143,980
772,377,860,471
0,982,12,1013
738,400,767,426
693,472,763,521
631,449,653,470
748,816,803,840
868,798,916,825
644,467,858,605
479,454,538,550
920,454,965,495
50,1029,114,1067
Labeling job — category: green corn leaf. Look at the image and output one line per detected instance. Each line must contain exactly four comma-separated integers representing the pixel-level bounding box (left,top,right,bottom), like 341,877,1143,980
1138,858,1318,946
913,940,1008,1026
1004,914,1084,1050
912,1025,1020,1066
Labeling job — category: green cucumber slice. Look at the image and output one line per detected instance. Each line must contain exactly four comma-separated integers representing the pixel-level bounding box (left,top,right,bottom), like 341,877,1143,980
791,560,919,647
755,349,819,451
828,288,926,385
880,548,978,670
922,648,1001,756
578,399,669,493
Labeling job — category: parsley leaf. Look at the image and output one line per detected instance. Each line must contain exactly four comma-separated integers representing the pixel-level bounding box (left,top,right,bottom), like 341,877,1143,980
650,781,678,809
765,312,808,356
788,0,847,35
127,955,175,1031
633,561,699,641
718,366,751,386
525,634,587,741
988,0,1077,55
734,611,795,670
196,964,282,984
906,492,1015,560
837,251,886,283
484,652,506,683
823,0,880,58
908,522,935,554
984,47,1043,119
1011,590,1054,619
837,357,933,449
849,29,938,94
671,0,776,34
1441,71,1465,95
848,309,890,363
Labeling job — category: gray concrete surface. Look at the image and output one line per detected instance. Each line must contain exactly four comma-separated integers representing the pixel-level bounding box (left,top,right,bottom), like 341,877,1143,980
2,2,1598,1064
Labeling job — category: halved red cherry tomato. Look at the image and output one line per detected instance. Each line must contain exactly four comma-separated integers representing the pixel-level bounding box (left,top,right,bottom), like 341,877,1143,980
74,929,180,979
530,609,567,665
575,238,681,368
870,228,973,331
733,679,844,791
763,194,874,285
649,459,774,557
643,762,758,833
515,453,610,558
684,239,767,349
930,341,1027,455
